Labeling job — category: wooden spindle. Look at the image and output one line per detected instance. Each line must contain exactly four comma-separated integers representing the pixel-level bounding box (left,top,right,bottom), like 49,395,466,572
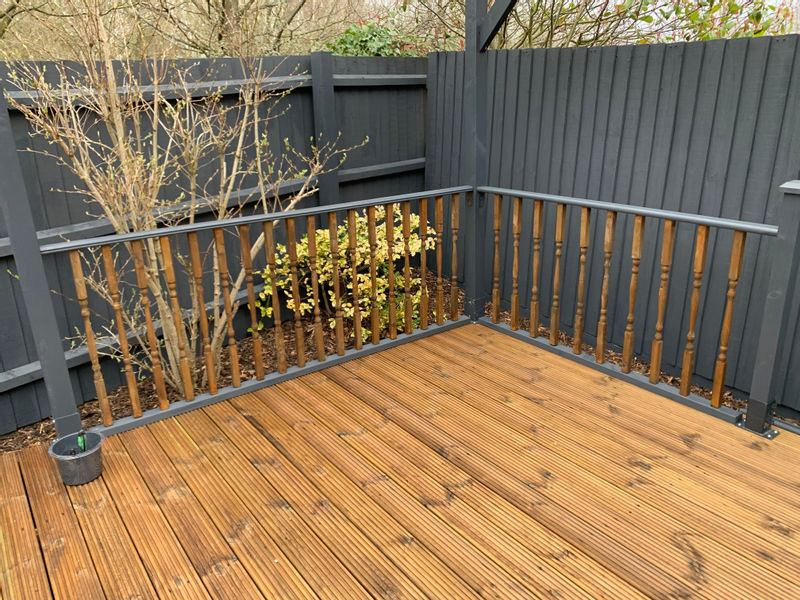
385,204,398,339
211,230,240,387
450,194,460,321
305,216,326,362
680,226,709,396
101,245,141,417
712,230,746,408
159,236,195,399
131,240,169,407
285,218,306,367
187,234,217,395
549,203,567,346
529,200,543,337
595,211,617,363
69,250,111,426
492,194,503,323
368,206,380,343
572,207,591,353
622,215,645,373
263,222,287,373
402,202,413,334
649,220,677,383
329,212,345,355
419,198,429,330
347,210,363,349
509,197,522,329
435,196,445,326
238,225,265,379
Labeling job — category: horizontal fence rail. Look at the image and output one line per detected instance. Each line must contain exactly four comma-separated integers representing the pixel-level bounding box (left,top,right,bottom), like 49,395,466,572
45,188,470,431
479,186,778,412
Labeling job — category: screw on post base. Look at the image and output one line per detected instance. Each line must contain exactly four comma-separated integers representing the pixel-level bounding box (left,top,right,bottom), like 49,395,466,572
736,415,779,439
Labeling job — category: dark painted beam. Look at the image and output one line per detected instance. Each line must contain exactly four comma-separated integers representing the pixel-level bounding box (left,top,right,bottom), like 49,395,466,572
464,0,492,319
479,0,519,51
0,89,81,437
745,181,800,435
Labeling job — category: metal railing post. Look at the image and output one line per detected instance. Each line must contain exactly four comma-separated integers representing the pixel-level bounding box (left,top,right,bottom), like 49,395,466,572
745,181,800,435
0,90,81,437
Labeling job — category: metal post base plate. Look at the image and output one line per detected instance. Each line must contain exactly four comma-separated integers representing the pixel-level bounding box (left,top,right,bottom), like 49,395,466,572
736,415,780,439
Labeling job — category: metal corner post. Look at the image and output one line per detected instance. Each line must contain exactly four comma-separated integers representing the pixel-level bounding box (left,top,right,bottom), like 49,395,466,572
745,180,800,434
0,90,81,437
310,51,341,206
463,0,491,320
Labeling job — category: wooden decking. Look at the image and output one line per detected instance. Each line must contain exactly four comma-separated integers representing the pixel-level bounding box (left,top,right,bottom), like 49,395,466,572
2,324,800,600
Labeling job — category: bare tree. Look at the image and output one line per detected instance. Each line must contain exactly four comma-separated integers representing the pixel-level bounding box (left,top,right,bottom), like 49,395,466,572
7,0,365,391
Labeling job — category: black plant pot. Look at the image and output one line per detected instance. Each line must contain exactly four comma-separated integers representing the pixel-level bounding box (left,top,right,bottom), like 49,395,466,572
48,431,104,486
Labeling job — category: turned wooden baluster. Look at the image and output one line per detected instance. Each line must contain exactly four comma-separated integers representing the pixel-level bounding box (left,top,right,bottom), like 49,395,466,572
212,230,240,386
622,215,646,373
680,225,709,396
596,211,617,363
100,245,141,417
238,225,265,379
263,222,287,373
402,202,413,333
285,218,306,367
572,207,591,352
159,236,196,399
131,240,169,407
329,212,346,355
186,233,217,395
385,204,398,338
69,250,111,425
347,209,363,349
450,194,460,321
711,230,747,408
306,216,326,362
435,196,445,326
529,200,543,337
368,206,380,343
649,220,677,383
549,203,567,346
492,194,503,323
419,198,429,330
510,197,523,330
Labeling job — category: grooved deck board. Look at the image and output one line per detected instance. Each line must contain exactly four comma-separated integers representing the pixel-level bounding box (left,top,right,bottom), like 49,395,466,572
1,324,798,599
0,453,50,600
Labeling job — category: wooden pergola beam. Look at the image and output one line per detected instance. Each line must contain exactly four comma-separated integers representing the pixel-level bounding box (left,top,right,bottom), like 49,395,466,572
479,0,519,51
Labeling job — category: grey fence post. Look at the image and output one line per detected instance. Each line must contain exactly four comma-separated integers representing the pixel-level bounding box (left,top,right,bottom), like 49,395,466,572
463,0,492,320
310,51,340,206
745,181,800,434
0,91,81,437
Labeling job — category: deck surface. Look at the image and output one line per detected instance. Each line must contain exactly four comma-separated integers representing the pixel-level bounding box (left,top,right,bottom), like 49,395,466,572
2,324,800,600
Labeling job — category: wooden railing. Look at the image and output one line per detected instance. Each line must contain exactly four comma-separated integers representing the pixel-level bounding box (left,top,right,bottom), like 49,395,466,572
479,187,779,412
40,187,471,431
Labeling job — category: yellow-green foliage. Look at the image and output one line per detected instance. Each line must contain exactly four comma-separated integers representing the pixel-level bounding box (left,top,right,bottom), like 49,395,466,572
258,205,434,340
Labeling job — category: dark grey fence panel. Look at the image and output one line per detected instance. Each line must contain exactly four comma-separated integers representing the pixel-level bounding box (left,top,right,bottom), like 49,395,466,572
0,54,429,434
427,36,800,414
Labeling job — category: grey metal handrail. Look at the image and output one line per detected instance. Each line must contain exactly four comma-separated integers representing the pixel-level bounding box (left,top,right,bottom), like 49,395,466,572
478,186,779,237
39,185,472,255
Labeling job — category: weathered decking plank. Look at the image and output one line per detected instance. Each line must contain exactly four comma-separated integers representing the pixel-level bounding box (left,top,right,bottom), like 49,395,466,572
1,324,799,600
16,446,105,600
119,427,267,600
0,453,50,600
364,350,783,599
